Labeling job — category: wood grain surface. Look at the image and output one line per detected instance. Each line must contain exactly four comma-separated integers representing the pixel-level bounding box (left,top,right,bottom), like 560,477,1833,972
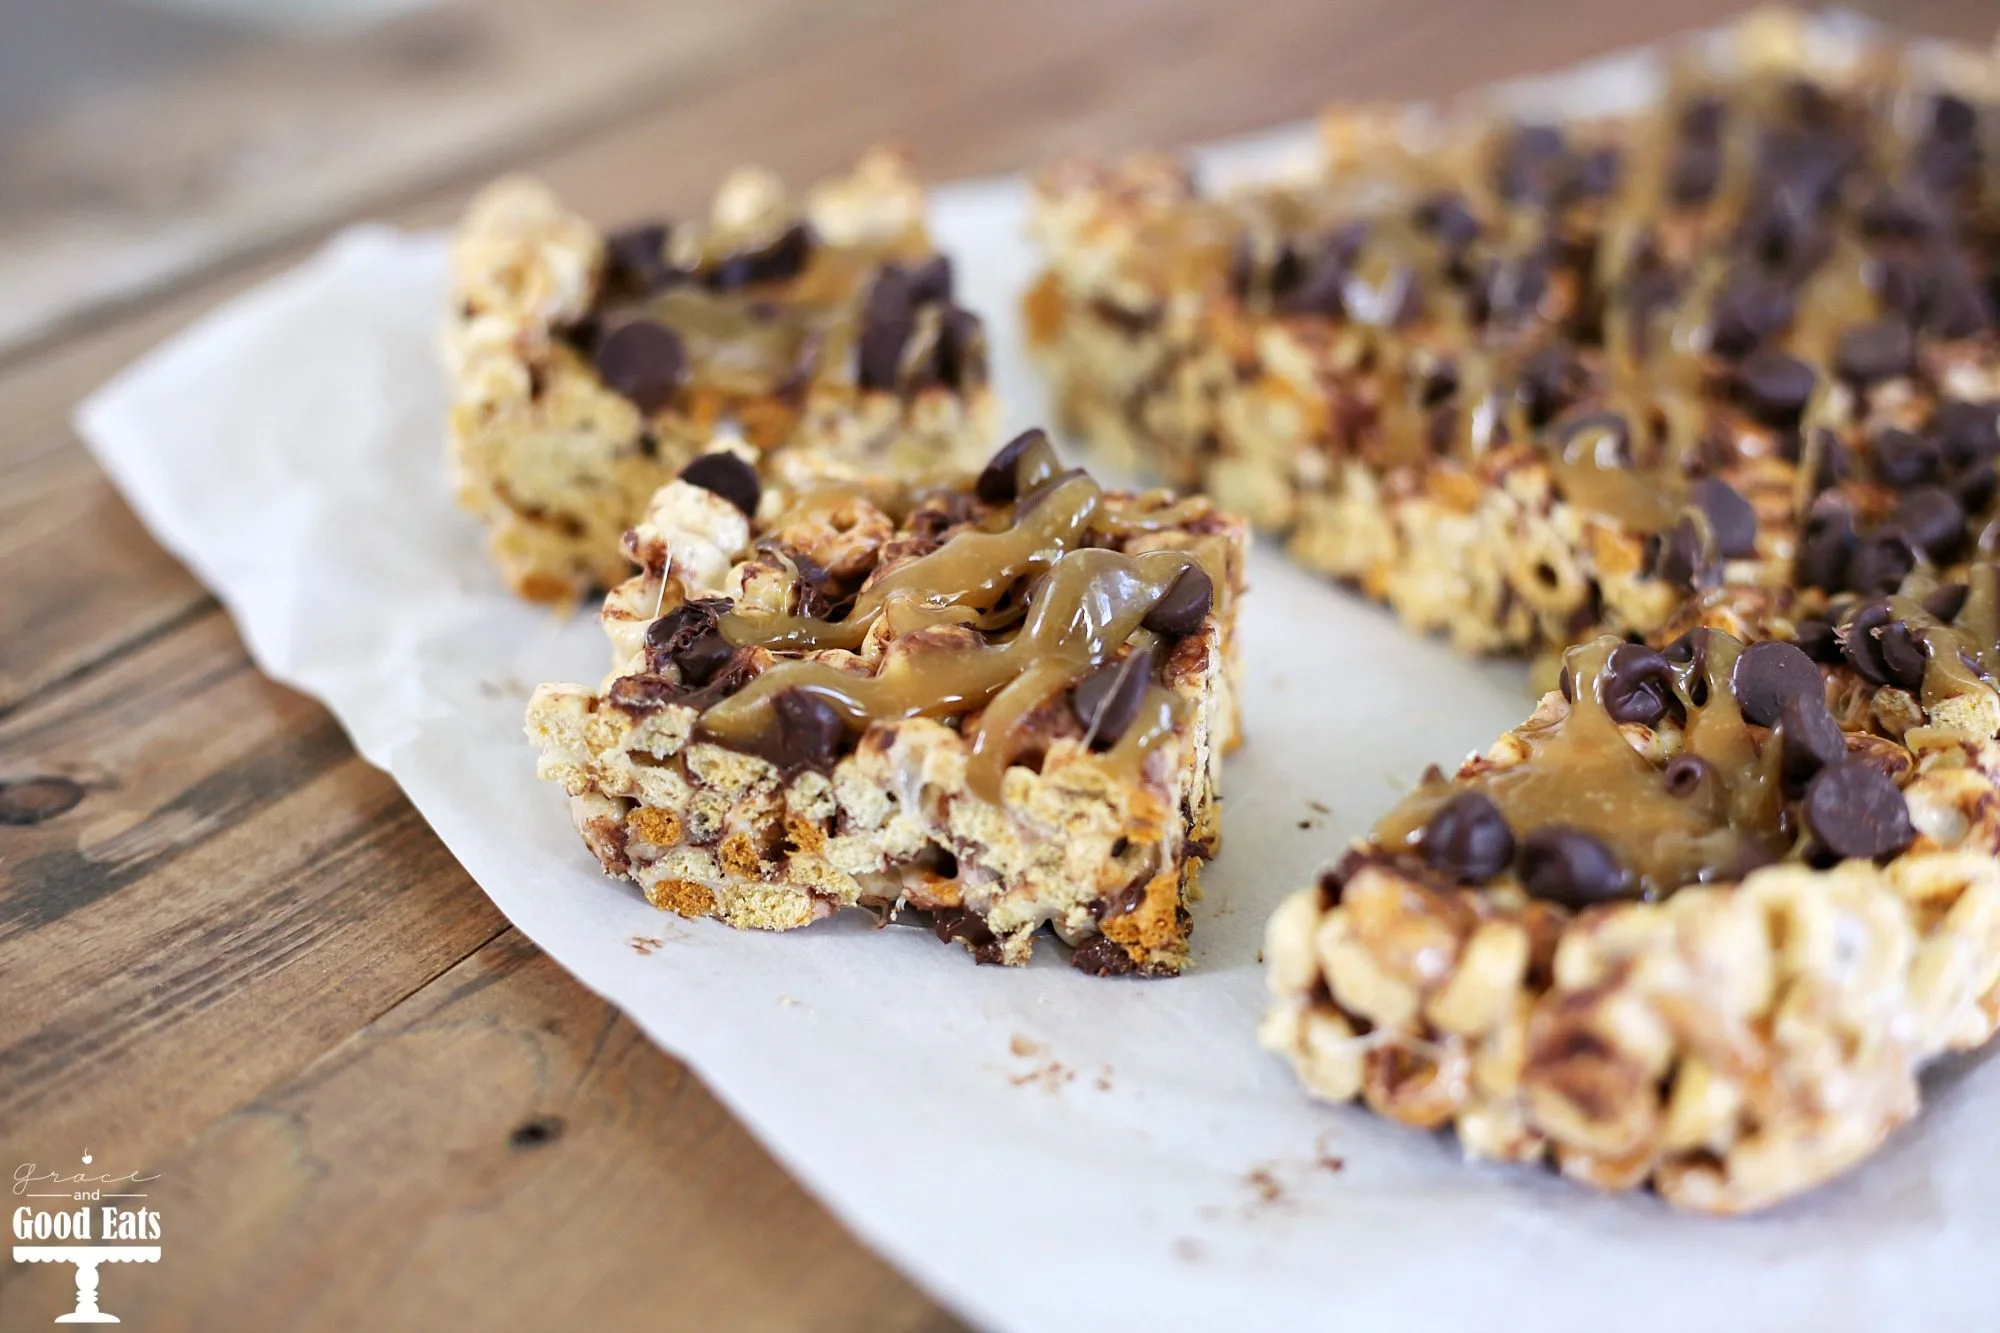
2,1,1993,1329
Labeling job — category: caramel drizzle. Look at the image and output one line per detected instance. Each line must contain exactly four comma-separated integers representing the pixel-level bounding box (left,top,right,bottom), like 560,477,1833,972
1376,634,1787,897
698,438,1198,800
610,240,930,396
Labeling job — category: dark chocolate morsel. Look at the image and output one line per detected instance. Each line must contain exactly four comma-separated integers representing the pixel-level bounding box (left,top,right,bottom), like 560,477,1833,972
678,451,761,516
771,688,848,771
931,907,1003,965
1838,601,1895,685
1708,276,1793,360
975,428,1049,505
1883,485,1966,560
605,221,677,290
1141,565,1214,638
1794,618,1840,663
1803,761,1914,862
1661,754,1715,799
644,596,735,684
1735,350,1817,427
1601,644,1676,726
1669,141,1722,205
1953,462,1998,516
1731,639,1823,727
1877,620,1929,691
1929,399,2000,470
1834,320,1916,385
1416,791,1515,884
1415,192,1482,250
1778,694,1848,788
707,222,814,290
1795,494,1855,590
907,254,955,305
1872,427,1940,490
1069,934,1138,977
1518,826,1629,908
855,312,914,391
1072,652,1153,750
1846,533,1916,596
593,320,688,416
1694,477,1758,558
1654,515,1712,592
1924,582,1970,622
1517,341,1586,428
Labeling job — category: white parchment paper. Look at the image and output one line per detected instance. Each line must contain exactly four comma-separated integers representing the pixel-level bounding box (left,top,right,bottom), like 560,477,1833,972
75,27,2000,1332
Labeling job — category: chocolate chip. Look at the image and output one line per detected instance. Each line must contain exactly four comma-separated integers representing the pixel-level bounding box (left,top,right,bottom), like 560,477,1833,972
1728,639,1822,727
1661,754,1714,799
1932,93,1978,141
1518,826,1629,908
678,451,760,516
1072,652,1153,750
593,320,687,415
1602,644,1676,726
1669,141,1722,205
644,597,735,683
0,776,85,826
1930,400,2000,471
1778,694,1848,788
1857,182,1944,240
1416,192,1482,250
1872,427,1940,490
1709,277,1793,360
1277,223,1369,318
928,307,984,391
1839,601,1896,685
1416,792,1515,884
1473,250,1549,326
1317,848,1368,909
1955,463,1998,516
1679,96,1725,141
1069,934,1137,977
856,312,914,391
1924,582,1970,622
1568,145,1622,200
1735,351,1817,427
1654,515,1712,592
1794,617,1840,663
932,906,1003,964
1834,320,1916,386
1803,761,1913,862
1497,124,1567,202
1141,566,1213,638
707,222,814,290
605,221,678,291
907,254,954,305
1795,494,1855,591
1693,477,1757,558
771,688,848,771
1883,486,1966,560
975,428,1048,504
1877,620,1929,690
1518,341,1586,428
1846,533,1916,596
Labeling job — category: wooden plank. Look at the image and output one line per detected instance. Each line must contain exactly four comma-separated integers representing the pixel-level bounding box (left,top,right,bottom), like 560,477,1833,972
0,932,967,1333
0,609,506,1167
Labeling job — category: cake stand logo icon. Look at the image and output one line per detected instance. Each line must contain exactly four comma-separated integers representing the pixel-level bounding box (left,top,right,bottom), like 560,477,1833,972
10,1151,163,1324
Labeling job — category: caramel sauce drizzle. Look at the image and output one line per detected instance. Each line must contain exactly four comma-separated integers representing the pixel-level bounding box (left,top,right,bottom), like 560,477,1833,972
610,238,926,396
1376,634,1787,897
697,436,1199,800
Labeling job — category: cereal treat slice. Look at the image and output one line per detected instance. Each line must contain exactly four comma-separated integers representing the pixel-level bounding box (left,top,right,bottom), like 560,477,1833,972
1263,603,2000,1213
447,147,996,601
526,430,1246,975
1027,13,2000,663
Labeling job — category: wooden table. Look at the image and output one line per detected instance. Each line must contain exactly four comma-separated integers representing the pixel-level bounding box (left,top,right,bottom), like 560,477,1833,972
1,1,1990,1327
